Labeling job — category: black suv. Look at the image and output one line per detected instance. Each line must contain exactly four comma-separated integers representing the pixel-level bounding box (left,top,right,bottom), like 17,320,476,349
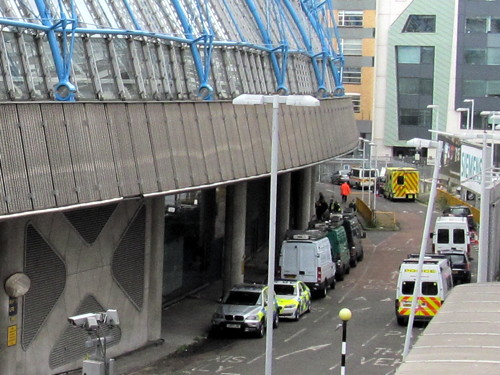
442,205,475,230
440,250,472,284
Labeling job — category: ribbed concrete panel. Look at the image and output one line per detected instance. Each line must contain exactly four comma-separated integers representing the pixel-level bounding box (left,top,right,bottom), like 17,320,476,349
281,105,298,168
234,105,257,176
196,104,223,182
84,104,120,199
0,106,30,213
209,103,234,180
288,106,306,165
17,105,56,209
62,105,100,203
222,103,246,179
244,105,267,176
253,104,271,175
165,103,192,187
146,103,176,191
40,105,78,206
183,103,208,186
107,104,139,197
0,99,357,217
127,104,158,194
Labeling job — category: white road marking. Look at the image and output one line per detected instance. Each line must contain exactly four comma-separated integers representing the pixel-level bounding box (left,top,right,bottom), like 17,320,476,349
380,298,392,302
276,343,332,360
362,333,379,347
246,354,264,364
284,328,306,343
313,310,330,323
354,296,367,301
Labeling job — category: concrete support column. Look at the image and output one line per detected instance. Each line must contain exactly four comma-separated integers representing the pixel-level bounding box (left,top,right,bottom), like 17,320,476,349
147,197,165,341
199,189,216,270
297,168,312,230
223,183,247,293
277,173,291,251
311,165,319,212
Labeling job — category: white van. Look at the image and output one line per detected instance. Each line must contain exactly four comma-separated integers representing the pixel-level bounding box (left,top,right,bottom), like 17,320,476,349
431,216,471,255
349,167,378,189
395,254,453,325
278,230,336,298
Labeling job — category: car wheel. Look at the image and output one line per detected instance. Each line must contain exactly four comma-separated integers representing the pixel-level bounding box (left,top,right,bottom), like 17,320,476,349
396,316,407,326
256,321,265,338
350,257,357,268
336,266,345,281
293,309,300,321
318,283,327,298
357,249,364,262
273,313,279,329
306,300,311,313
330,278,336,290
345,264,351,275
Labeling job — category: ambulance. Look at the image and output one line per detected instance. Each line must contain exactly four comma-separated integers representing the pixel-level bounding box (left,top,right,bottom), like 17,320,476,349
382,167,419,201
395,254,453,326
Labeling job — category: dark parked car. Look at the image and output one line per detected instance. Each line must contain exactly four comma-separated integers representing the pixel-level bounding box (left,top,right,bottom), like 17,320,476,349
442,205,475,230
341,213,365,267
440,250,472,284
331,170,350,185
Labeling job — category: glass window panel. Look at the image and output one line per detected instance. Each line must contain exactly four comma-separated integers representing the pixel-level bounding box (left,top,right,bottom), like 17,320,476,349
421,79,433,95
421,47,435,64
348,94,360,113
487,48,500,65
338,11,363,27
466,17,487,33
491,18,500,33
403,15,436,33
487,80,500,96
343,67,361,84
463,80,486,96
402,281,414,295
465,49,486,65
72,38,95,99
4,32,29,99
397,46,420,64
399,78,419,95
90,38,118,100
453,229,465,244
114,39,139,99
421,282,438,296
342,39,362,56
400,108,429,127
23,35,46,99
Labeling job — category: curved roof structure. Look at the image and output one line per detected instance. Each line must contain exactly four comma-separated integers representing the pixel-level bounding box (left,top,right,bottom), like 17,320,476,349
0,0,344,101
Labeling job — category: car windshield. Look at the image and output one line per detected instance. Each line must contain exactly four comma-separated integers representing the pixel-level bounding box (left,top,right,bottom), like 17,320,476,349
449,254,465,264
275,285,296,295
224,291,261,305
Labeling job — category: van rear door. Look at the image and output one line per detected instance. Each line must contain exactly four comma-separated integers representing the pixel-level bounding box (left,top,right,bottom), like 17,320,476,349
298,245,317,280
281,243,299,279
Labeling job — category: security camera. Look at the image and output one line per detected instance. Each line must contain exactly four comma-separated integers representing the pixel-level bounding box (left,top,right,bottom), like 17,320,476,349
68,313,102,330
104,309,119,326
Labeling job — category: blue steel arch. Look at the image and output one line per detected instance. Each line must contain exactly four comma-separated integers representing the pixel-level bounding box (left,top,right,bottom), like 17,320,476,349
0,0,344,101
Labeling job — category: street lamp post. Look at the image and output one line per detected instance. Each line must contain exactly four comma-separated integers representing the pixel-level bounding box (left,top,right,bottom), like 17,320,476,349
233,94,319,375
371,143,377,215
403,137,444,358
339,308,352,375
359,138,370,203
464,99,475,130
427,104,439,139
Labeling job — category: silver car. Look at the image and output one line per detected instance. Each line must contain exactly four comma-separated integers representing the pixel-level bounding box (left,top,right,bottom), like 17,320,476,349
211,283,279,338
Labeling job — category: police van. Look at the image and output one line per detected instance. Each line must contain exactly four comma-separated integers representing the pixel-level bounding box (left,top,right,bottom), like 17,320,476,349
395,254,453,326
278,230,336,298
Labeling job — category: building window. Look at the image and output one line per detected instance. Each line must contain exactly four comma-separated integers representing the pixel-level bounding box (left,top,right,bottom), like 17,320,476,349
348,93,361,113
464,80,500,97
464,48,500,65
403,15,436,33
465,17,500,33
342,39,362,55
343,67,361,84
399,108,430,127
398,77,433,95
396,46,434,64
338,11,363,27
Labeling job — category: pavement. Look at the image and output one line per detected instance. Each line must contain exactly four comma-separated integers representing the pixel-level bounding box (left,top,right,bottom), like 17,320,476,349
112,249,270,375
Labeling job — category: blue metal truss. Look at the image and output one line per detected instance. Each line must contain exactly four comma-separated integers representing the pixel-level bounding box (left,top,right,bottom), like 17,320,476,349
299,0,345,96
0,0,344,101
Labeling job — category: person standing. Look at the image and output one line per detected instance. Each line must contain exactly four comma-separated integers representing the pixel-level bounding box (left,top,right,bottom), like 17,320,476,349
340,182,351,204
315,192,328,220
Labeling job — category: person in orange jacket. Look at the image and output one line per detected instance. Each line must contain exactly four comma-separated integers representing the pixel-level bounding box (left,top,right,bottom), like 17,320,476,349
340,182,351,204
